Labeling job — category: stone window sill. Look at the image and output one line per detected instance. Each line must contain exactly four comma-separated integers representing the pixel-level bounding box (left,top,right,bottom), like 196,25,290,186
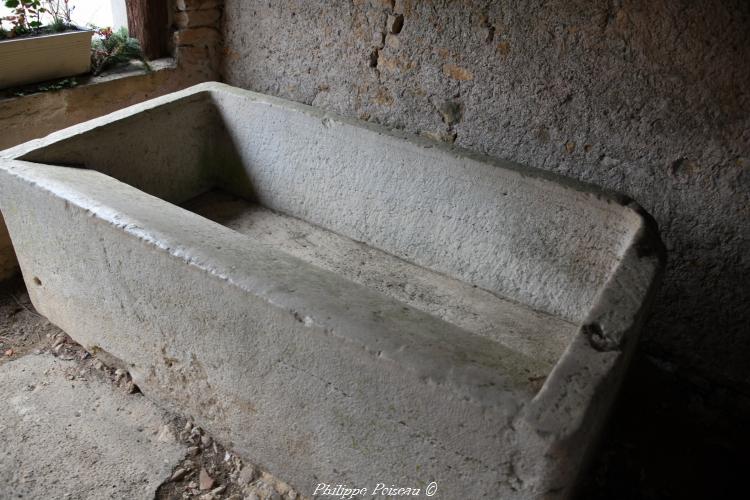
0,57,176,102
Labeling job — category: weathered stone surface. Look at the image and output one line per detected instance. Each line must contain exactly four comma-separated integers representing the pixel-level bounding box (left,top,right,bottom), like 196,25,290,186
220,0,750,391
386,13,403,34
0,83,662,498
176,0,224,11
175,8,222,29
0,354,186,499
174,27,222,47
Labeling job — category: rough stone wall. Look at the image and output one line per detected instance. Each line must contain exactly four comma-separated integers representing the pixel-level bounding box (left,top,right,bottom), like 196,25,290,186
0,0,225,280
173,0,224,81
221,0,750,389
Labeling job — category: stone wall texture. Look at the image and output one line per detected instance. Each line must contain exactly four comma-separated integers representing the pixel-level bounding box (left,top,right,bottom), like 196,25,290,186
221,0,750,389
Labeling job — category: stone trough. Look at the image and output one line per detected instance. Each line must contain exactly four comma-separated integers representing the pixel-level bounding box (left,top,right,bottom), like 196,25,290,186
0,83,663,498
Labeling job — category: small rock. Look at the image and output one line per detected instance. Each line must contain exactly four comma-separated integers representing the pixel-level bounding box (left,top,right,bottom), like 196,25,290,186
211,485,226,495
93,360,104,370
260,472,275,483
157,424,176,443
252,479,275,498
201,434,212,448
286,489,297,499
187,446,201,456
275,480,291,495
199,468,214,490
114,368,126,381
171,468,188,481
184,421,193,432
237,464,256,486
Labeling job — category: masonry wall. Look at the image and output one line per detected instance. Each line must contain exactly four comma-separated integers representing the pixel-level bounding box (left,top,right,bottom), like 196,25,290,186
221,0,750,390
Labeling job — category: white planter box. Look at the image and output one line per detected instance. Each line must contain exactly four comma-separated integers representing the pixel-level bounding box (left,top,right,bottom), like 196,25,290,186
0,29,92,89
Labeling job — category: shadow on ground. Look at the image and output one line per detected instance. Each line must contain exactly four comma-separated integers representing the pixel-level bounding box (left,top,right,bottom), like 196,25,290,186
579,352,750,499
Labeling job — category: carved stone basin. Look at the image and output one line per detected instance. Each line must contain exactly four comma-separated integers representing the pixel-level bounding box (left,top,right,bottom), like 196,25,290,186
0,83,663,499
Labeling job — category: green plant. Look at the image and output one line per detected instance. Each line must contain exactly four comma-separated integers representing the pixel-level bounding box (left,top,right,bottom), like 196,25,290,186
1,0,47,37
90,27,150,76
43,0,72,23
11,77,77,96
0,0,76,39
43,0,72,31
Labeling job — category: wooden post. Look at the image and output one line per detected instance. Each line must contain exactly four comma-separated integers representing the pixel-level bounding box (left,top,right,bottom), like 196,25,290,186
125,0,169,60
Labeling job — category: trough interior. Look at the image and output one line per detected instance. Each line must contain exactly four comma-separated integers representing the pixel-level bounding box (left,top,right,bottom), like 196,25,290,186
182,189,577,370
15,89,643,379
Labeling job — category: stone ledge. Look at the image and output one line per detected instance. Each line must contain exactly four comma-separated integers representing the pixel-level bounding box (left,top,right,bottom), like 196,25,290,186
0,58,176,104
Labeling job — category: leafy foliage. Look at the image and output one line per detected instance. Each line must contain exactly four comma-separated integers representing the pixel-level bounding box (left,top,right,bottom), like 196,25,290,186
1,0,46,37
90,27,150,76
1,1,150,84
0,0,74,39
11,77,77,96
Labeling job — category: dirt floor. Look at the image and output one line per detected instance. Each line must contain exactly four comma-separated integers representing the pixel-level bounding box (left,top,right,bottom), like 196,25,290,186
0,277,301,500
0,276,59,366
1,276,747,499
